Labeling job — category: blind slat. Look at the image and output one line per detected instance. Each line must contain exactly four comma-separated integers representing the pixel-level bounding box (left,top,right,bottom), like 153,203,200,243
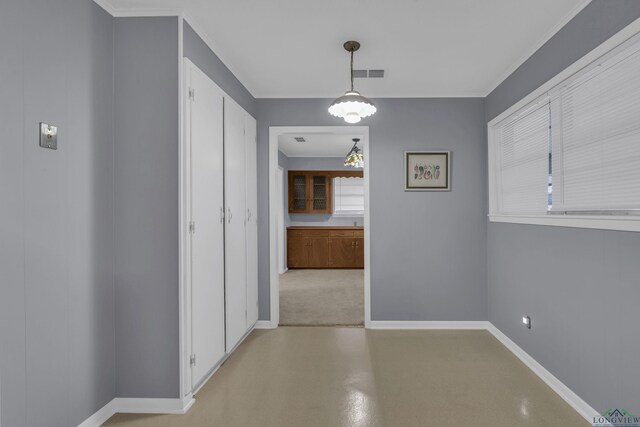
498,103,551,215
553,41,640,211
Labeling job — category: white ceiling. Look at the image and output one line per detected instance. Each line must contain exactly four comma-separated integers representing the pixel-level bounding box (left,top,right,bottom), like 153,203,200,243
99,0,590,97
278,133,361,157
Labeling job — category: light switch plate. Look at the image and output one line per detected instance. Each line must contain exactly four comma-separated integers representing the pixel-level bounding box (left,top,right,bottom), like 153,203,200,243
39,122,58,150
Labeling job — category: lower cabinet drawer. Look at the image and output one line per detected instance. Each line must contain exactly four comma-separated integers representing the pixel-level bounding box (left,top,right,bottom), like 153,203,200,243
329,230,355,237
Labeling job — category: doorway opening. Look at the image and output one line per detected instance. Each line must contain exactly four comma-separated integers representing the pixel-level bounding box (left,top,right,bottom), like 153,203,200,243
268,126,371,328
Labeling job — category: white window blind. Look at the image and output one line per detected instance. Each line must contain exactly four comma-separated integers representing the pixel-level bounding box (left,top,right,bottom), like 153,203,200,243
333,177,364,216
497,101,551,215
552,41,640,211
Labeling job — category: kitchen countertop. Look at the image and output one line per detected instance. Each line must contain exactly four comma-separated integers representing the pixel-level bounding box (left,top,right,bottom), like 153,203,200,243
287,226,364,230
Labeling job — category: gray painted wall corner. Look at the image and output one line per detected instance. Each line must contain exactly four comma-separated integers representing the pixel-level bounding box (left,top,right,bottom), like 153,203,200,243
114,16,180,399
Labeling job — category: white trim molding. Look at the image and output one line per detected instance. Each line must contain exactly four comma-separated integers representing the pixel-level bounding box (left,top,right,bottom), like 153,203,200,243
370,321,490,330
483,0,592,96
489,214,640,233
488,16,640,127
115,397,195,415
488,16,640,233
254,320,276,329
77,396,195,427
268,126,371,329
77,399,118,427
368,321,600,424
486,324,601,424
92,0,181,17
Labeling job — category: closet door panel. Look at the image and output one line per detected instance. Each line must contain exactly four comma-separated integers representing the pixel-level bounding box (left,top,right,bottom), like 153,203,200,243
188,63,226,387
224,97,247,351
245,114,259,327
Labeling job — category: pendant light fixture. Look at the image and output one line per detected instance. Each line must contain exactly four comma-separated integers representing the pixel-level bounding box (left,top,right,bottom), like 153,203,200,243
344,138,364,168
329,41,377,124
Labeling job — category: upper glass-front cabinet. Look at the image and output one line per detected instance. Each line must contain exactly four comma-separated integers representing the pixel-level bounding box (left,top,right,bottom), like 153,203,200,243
288,171,332,214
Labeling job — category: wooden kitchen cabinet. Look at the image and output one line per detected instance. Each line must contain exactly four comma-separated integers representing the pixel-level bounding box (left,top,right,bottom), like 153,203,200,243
288,171,332,214
287,227,364,269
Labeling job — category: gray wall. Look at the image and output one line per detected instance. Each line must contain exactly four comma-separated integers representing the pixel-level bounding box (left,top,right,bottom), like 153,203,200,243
114,16,180,399
278,151,291,228
257,99,488,321
183,21,256,117
284,155,364,227
0,1,115,426
485,0,640,414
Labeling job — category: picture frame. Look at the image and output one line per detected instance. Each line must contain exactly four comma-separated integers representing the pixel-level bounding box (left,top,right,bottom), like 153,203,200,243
404,151,451,191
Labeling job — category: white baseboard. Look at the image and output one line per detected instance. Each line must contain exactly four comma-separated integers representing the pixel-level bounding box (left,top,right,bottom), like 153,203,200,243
369,320,598,424
77,396,194,426
254,320,276,329
79,321,598,427
369,321,490,330
486,323,599,424
77,399,118,427
115,396,194,414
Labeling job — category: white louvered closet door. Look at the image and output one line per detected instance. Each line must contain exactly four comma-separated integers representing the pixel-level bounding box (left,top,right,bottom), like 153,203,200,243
552,40,640,212
497,101,551,215
224,96,248,352
244,114,259,328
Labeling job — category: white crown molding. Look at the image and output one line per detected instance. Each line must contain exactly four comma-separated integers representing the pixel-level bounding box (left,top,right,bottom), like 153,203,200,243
488,15,640,126
254,93,486,99
369,321,490,330
483,0,592,97
94,0,591,99
182,13,258,97
92,0,181,17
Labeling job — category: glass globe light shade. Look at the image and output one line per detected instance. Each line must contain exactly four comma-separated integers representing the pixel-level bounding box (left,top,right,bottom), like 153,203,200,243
328,91,376,124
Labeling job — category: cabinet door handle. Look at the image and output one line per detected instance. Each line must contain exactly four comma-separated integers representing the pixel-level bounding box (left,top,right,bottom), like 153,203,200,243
247,208,252,221
227,208,232,224
220,207,224,223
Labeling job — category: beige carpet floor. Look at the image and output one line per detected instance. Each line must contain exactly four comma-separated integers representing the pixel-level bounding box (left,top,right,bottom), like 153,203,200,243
279,269,364,326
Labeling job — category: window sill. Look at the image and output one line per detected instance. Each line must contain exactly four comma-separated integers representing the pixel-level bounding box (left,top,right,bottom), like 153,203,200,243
489,214,640,233
333,212,364,218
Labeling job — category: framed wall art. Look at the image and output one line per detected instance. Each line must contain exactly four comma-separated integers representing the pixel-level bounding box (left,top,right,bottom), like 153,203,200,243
404,151,450,191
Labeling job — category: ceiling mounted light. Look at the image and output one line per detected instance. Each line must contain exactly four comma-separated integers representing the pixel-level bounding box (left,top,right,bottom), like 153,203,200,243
344,138,364,168
329,41,377,124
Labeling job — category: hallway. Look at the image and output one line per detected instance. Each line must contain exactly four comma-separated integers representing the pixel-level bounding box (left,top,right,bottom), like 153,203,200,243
104,327,587,427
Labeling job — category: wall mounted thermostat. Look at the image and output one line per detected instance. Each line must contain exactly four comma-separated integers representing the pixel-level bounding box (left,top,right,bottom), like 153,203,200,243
39,122,58,150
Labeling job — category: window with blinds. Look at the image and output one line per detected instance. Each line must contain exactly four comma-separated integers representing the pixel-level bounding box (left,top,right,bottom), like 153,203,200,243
333,177,364,216
497,101,551,215
490,30,640,223
551,40,640,212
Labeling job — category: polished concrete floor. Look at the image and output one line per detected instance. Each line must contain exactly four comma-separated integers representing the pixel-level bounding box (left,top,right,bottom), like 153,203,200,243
104,328,588,427
279,269,364,326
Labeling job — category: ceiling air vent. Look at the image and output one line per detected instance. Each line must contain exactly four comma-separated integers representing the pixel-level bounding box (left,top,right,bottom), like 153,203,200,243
353,69,385,78
294,137,306,142
353,69,368,78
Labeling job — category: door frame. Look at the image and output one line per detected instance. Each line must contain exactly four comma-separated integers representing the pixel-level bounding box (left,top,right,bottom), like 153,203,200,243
267,126,371,328
277,166,286,274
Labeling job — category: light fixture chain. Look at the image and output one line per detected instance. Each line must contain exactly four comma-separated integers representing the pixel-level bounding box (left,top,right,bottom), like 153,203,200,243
350,50,354,92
